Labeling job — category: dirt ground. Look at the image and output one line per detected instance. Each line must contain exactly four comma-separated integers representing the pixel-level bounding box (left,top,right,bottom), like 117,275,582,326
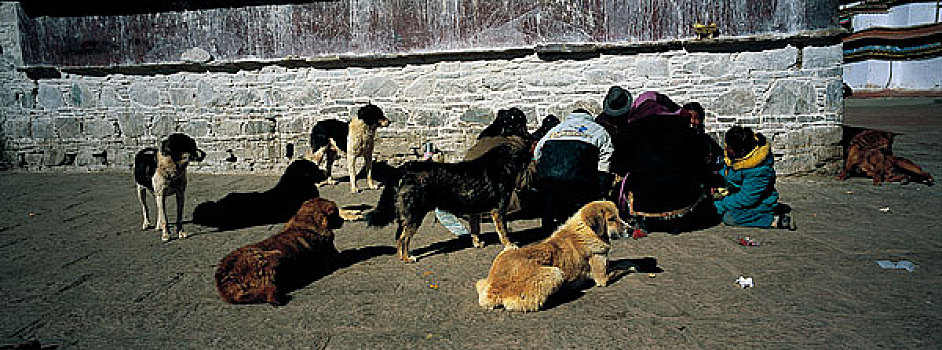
2,98,941,349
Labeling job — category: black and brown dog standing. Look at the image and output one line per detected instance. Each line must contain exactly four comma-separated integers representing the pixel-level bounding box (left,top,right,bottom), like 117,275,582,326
367,144,532,263
134,133,205,242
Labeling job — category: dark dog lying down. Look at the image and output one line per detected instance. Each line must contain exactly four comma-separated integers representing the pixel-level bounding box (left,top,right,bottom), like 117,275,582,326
192,159,327,230
215,198,343,306
367,144,533,263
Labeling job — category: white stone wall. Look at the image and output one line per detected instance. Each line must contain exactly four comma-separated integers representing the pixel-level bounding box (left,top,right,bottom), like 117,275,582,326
850,2,940,30
844,57,942,90
0,3,844,175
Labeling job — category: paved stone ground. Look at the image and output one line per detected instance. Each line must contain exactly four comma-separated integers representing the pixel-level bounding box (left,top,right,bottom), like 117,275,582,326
1,98,940,349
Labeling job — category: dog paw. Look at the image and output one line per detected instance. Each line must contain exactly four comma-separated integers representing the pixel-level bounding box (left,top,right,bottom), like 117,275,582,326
350,187,360,194
471,239,485,248
177,231,188,239
141,222,152,230
160,232,171,242
402,256,418,263
368,183,379,190
502,243,519,251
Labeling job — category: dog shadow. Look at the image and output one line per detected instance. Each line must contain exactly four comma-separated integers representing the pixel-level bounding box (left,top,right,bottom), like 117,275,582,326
191,160,326,232
278,245,397,304
325,160,397,186
540,257,663,311
410,226,547,260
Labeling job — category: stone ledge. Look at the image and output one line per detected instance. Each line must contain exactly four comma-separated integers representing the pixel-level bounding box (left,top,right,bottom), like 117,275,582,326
19,29,846,79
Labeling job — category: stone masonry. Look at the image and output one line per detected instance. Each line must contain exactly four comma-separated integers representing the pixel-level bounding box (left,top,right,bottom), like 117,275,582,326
0,3,843,175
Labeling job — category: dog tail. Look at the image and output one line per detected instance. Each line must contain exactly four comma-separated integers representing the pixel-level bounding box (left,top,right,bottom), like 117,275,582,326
366,167,404,227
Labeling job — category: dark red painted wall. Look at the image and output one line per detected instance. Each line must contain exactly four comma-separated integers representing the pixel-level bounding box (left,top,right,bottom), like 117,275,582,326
17,0,839,66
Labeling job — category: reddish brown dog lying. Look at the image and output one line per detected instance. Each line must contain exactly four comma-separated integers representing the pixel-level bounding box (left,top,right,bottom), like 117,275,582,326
215,198,344,306
838,129,934,185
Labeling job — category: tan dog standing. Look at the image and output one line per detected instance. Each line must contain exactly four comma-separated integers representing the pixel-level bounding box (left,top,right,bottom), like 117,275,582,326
476,201,627,312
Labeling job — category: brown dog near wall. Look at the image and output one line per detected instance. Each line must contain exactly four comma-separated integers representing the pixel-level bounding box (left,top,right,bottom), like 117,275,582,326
838,129,933,185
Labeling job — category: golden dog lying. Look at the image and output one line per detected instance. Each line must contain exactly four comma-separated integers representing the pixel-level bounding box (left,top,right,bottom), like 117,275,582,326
475,201,627,312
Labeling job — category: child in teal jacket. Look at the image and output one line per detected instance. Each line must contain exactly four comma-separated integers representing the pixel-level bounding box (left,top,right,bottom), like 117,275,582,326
713,126,794,229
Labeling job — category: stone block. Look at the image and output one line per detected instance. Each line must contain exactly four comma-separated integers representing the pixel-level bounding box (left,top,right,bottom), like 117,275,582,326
0,53,15,71
99,86,122,107
803,45,842,69
276,117,306,135
130,82,160,106
760,80,816,115
734,46,798,73
0,86,14,106
69,83,97,108
699,54,733,77
169,88,196,106
359,77,399,97
54,117,82,139
30,118,54,139
230,88,261,107
181,119,210,137
24,152,43,168
117,110,147,137
150,113,176,138
402,77,436,98
458,107,492,124
84,119,116,138
37,83,63,109
42,148,69,166
436,77,478,94
711,88,756,116
244,119,275,135
3,118,29,138
416,109,450,127
824,78,843,114
286,86,323,106
180,47,212,63
636,57,669,78
195,80,217,107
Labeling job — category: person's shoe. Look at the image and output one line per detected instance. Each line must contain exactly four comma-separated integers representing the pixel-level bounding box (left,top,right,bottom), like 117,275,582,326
774,214,796,230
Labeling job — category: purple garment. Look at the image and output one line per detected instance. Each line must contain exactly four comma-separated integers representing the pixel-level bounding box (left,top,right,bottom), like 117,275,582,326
626,91,683,124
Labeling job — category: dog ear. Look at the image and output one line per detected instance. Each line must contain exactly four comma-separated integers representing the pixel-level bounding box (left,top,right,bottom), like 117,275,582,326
318,200,343,230
584,204,608,239
160,137,173,156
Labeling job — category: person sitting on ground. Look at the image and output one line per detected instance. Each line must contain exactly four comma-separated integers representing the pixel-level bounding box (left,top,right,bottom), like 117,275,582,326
615,92,709,219
713,126,794,229
533,108,615,232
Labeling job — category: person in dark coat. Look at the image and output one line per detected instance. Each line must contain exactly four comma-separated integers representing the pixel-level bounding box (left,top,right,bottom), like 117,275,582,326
533,109,615,232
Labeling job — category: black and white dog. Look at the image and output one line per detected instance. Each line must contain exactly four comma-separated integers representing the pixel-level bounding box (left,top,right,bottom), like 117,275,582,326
134,133,205,242
308,103,390,193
